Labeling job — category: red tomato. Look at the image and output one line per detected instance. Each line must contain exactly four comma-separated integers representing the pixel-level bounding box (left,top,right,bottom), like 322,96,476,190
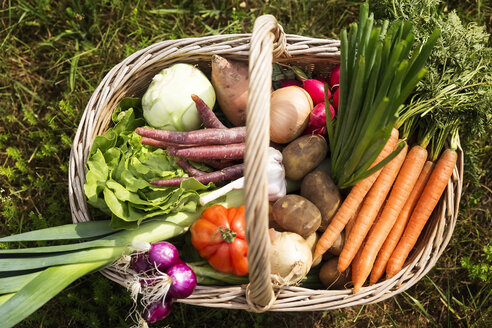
190,205,248,276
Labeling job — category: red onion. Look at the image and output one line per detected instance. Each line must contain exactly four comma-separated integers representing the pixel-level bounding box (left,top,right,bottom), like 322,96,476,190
166,263,197,299
148,242,182,272
329,65,340,88
280,79,302,88
143,298,173,323
131,253,152,273
303,79,330,105
332,88,339,110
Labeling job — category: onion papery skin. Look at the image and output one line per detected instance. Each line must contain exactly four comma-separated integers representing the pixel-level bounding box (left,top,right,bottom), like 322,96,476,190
270,86,313,144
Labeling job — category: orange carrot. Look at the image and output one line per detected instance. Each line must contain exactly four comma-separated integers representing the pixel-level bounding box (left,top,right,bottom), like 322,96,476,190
313,128,399,261
351,201,385,293
370,160,434,284
351,145,428,292
386,148,457,279
344,203,361,240
338,142,408,273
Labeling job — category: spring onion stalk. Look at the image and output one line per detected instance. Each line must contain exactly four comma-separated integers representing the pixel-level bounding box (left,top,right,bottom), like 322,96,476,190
327,2,439,188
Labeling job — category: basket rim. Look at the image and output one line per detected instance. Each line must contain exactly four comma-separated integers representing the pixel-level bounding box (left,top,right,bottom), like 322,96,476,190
68,29,463,312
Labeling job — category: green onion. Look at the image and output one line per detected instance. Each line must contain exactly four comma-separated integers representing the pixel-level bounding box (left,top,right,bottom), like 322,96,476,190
328,2,439,188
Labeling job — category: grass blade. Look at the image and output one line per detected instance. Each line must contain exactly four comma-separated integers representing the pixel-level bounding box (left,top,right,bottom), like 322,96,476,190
0,221,117,242
0,261,107,328
0,271,42,294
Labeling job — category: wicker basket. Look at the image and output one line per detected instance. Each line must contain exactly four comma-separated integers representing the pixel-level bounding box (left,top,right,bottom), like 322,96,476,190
68,15,463,312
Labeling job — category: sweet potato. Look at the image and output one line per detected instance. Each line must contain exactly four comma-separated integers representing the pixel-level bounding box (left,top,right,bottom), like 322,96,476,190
211,55,249,126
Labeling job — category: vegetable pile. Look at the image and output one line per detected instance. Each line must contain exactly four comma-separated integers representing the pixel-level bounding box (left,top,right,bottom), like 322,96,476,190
0,1,471,326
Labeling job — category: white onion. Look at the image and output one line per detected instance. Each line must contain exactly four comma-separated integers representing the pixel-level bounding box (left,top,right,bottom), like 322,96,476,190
270,86,313,144
269,229,313,285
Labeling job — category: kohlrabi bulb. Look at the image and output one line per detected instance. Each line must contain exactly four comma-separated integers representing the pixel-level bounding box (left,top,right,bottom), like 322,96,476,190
142,63,216,131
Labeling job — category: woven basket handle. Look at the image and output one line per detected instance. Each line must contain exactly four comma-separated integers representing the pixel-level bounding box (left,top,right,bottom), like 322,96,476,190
244,15,286,310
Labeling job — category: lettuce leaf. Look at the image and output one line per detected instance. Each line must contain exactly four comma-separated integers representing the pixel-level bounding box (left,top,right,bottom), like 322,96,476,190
84,99,212,229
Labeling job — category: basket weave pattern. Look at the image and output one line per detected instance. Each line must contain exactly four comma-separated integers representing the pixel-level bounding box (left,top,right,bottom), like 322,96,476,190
69,15,463,311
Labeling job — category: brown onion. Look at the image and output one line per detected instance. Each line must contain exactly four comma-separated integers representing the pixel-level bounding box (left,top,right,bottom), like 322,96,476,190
270,86,313,144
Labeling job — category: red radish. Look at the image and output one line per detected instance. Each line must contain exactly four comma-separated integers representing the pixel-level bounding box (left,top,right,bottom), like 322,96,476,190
329,65,340,88
314,76,330,84
303,79,330,105
332,88,339,110
303,102,334,136
280,79,302,88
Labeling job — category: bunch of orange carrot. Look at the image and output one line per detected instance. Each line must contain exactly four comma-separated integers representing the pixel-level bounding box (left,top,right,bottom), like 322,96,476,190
314,125,459,293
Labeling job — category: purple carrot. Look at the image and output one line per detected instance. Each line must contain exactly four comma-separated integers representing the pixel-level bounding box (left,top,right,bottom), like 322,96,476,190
140,137,188,149
175,158,206,176
198,159,238,170
167,143,245,160
191,94,227,129
151,164,244,186
135,127,246,146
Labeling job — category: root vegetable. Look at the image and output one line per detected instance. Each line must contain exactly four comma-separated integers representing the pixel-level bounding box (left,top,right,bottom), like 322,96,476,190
150,164,244,186
140,137,186,149
303,79,331,105
198,159,237,170
332,88,339,110
211,55,249,126
329,65,340,88
282,135,328,180
175,158,206,176
338,142,408,273
300,170,341,232
143,298,173,323
280,79,302,87
167,143,245,160
319,257,350,289
386,147,458,279
305,232,322,267
269,229,312,285
314,128,399,262
148,242,182,272
272,195,322,238
270,86,313,144
136,127,246,146
328,231,345,256
191,94,227,129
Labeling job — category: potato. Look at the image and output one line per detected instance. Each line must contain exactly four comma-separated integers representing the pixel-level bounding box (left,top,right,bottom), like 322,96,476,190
327,231,345,256
304,232,322,267
319,257,351,289
282,135,328,180
300,170,341,232
272,195,321,238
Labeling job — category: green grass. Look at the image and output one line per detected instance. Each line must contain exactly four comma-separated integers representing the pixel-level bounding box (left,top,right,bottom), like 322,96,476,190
0,0,490,327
